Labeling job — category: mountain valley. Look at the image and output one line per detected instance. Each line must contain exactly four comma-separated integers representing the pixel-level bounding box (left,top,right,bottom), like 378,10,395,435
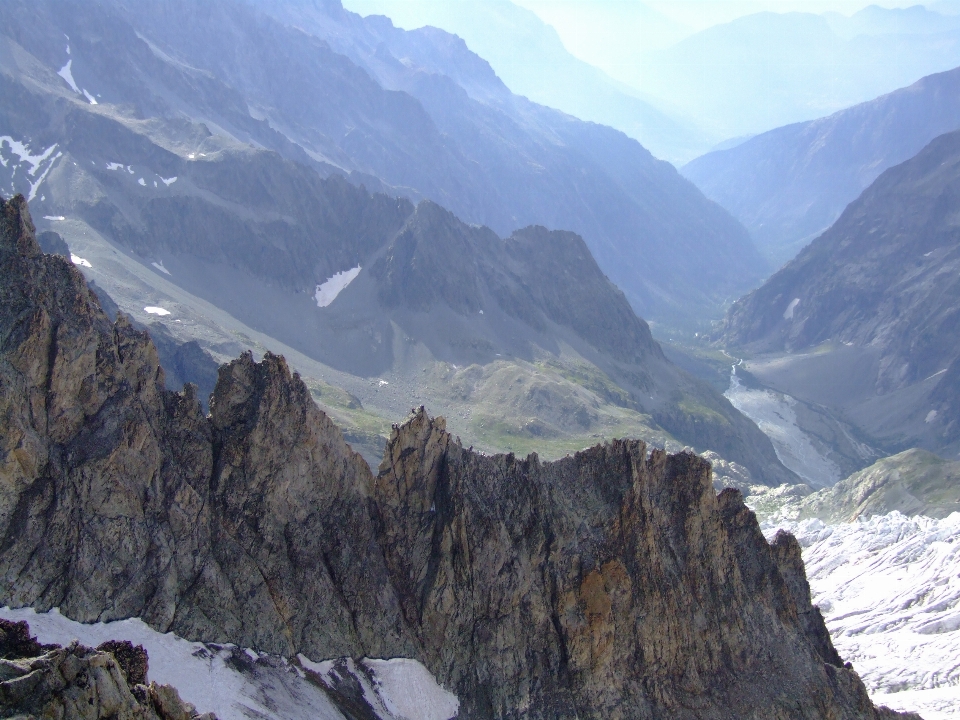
719,128,960,462
1,1,959,718
684,65,960,267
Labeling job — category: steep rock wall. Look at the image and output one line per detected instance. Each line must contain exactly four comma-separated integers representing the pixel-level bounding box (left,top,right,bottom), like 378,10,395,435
0,195,916,719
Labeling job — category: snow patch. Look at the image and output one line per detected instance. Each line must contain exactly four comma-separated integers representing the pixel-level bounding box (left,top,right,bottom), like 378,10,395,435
315,265,361,307
364,658,459,720
43,215,66,221
70,254,91,268
0,607,346,720
765,512,960,719
725,366,841,487
161,176,178,186
27,151,62,201
138,178,146,186
298,655,458,720
1,137,58,176
926,410,938,424
144,306,171,316
783,297,800,320
106,162,124,171
57,58,80,94
82,88,98,105
151,260,171,275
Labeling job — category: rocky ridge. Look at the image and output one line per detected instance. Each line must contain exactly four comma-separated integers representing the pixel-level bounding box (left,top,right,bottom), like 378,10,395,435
0,193,917,718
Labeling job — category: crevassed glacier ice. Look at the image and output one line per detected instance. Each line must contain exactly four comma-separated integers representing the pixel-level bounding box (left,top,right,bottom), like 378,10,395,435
765,512,960,720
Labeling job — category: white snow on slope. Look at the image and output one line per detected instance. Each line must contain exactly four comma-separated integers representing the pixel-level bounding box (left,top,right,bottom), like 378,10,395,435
0,608,343,720
765,512,960,719
299,656,459,720
0,607,460,720
365,658,460,720
784,297,800,320
57,58,80,94
315,265,361,307
0,136,62,201
144,306,171,316
725,366,841,487
70,254,92,268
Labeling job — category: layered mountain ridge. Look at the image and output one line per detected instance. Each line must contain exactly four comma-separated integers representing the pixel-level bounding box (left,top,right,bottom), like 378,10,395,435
0,48,791,484
0,194,917,718
0,0,767,326
683,64,960,266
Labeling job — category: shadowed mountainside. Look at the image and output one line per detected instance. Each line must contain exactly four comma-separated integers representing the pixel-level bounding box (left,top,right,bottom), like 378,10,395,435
719,129,960,457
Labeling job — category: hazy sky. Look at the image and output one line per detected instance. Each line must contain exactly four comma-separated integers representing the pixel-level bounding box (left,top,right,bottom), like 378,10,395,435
511,1,939,63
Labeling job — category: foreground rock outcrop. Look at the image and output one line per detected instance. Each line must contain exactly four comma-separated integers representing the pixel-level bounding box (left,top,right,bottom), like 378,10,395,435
0,618,211,720
0,194,919,718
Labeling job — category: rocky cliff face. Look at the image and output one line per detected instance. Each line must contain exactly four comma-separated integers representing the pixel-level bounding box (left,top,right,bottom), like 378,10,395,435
0,194,917,718
0,194,412,660
371,412,904,718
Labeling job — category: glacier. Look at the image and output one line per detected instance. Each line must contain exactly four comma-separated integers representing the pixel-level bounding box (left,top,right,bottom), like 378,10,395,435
765,512,960,719
725,365,841,487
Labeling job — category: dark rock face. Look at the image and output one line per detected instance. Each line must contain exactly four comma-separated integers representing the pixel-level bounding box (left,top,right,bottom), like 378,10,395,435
0,618,56,659
371,415,900,718
0,194,917,718
371,202,663,365
36,230,69,257
0,194,412,660
0,621,212,720
97,640,149,687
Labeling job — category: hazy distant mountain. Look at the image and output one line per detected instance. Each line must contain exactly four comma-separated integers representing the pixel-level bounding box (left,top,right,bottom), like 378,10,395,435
719,129,960,456
640,6,960,142
339,0,710,163
682,66,960,267
1,0,762,328
0,0,792,483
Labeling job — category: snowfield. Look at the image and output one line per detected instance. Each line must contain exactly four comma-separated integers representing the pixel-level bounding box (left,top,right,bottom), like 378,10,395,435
0,607,460,720
765,512,960,719
315,265,361,307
